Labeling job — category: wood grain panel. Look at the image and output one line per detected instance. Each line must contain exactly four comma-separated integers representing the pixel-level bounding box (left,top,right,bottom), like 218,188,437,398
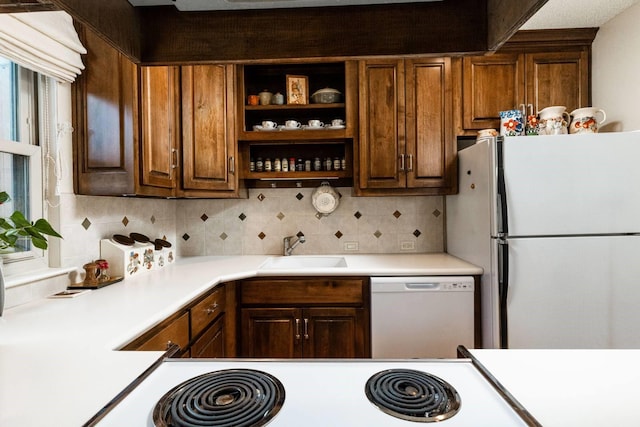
181,64,237,194
405,58,452,189
358,59,404,189
526,50,589,114
486,0,548,50
138,1,485,63
462,53,525,130
73,26,137,196
139,65,179,190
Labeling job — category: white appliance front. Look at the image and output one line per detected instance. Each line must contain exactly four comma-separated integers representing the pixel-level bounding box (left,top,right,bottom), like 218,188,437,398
370,277,475,359
502,132,640,237
505,234,640,348
95,359,531,427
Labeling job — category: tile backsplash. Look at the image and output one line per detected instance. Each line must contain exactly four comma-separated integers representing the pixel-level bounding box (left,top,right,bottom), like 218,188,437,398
176,188,444,256
59,189,443,264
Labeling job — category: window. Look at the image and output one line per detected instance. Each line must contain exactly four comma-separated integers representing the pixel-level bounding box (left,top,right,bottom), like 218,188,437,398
0,56,48,268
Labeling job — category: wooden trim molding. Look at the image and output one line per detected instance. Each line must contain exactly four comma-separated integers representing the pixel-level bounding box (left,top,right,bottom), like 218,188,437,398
0,0,57,13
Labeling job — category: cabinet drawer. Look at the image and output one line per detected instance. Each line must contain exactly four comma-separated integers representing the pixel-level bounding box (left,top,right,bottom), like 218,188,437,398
133,311,189,352
240,277,366,305
191,285,226,338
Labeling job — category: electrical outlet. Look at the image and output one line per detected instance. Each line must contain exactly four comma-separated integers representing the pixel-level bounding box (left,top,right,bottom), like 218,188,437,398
344,241,359,251
400,241,415,251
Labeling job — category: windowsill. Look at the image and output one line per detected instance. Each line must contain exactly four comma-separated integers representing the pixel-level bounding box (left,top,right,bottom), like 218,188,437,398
4,266,75,289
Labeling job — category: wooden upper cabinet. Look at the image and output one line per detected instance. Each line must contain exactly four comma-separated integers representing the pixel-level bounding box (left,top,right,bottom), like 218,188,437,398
139,66,180,195
73,26,137,196
458,29,596,135
358,59,405,190
462,53,525,131
180,64,239,197
525,50,589,116
357,57,455,195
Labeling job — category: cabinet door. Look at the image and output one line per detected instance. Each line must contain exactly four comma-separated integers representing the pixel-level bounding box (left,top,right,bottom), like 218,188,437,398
139,66,180,193
462,53,525,131
525,50,589,115
358,59,406,189
240,308,301,358
191,314,226,358
405,58,455,191
304,307,368,358
181,64,238,196
73,26,137,196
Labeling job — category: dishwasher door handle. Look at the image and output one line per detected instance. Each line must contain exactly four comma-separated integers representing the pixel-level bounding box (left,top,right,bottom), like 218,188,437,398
405,283,440,290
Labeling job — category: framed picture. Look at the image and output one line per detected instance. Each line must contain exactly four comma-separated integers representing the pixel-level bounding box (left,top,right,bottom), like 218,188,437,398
286,74,308,105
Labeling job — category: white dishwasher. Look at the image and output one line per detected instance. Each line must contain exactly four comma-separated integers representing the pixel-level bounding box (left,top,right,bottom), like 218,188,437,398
371,276,475,359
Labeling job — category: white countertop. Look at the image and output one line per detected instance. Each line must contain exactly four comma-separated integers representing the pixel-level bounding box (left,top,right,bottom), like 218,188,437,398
471,349,640,427
0,253,482,427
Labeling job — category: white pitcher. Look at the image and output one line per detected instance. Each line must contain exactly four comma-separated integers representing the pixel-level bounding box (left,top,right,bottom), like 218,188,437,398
538,106,570,135
569,107,606,134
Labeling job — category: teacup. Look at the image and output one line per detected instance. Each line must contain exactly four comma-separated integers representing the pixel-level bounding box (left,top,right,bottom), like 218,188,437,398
261,120,277,129
308,119,324,128
331,119,345,127
285,120,301,129
499,110,524,137
569,107,606,134
538,106,570,135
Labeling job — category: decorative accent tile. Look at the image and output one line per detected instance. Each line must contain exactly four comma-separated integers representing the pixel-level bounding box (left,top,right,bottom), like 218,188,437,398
150,215,156,224
258,232,266,240
354,211,362,219
182,233,190,241
121,216,129,226
201,214,209,222
296,231,305,238
219,232,228,241
296,193,304,200
238,213,247,221
413,229,422,237
276,212,285,221
81,218,91,230
257,193,266,202
374,230,382,238
432,209,441,218
335,231,343,239
315,212,324,220
393,210,402,218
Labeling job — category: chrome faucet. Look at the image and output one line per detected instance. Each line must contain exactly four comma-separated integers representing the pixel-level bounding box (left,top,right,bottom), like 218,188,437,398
283,235,306,256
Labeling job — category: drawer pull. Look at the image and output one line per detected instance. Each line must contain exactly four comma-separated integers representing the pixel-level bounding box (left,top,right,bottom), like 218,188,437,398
304,318,309,340
205,302,219,315
295,318,301,340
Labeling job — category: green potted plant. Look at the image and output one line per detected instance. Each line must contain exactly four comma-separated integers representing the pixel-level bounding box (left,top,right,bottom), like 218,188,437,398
0,191,62,316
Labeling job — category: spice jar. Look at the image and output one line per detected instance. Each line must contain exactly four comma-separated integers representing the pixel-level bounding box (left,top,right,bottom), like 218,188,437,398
258,90,272,106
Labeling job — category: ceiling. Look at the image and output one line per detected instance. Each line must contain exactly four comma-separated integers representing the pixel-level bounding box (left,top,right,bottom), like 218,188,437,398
521,0,640,29
127,0,442,11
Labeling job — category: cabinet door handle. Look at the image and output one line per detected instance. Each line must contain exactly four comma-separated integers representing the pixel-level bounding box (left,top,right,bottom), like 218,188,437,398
399,153,405,171
229,156,235,174
171,148,178,169
205,302,218,315
407,154,414,172
295,318,301,340
303,318,309,340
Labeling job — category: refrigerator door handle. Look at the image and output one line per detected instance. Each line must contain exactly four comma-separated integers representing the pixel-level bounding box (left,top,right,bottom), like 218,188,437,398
498,237,509,349
496,137,509,236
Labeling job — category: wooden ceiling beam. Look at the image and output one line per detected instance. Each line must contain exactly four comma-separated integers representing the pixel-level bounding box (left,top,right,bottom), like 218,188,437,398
0,0,58,13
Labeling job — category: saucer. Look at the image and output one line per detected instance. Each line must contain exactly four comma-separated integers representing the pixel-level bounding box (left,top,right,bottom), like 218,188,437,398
302,125,325,130
253,125,280,131
281,125,302,131
326,125,346,130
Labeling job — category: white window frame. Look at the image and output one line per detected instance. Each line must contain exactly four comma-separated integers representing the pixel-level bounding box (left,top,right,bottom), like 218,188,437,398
1,62,52,276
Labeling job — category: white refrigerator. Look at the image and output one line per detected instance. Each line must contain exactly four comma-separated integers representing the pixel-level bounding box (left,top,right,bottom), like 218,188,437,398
446,132,640,349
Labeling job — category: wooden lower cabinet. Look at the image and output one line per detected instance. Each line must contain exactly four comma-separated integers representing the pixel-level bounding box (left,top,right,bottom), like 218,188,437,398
121,283,234,358
191,314,226,358
121,311,189,355
238,277,370,358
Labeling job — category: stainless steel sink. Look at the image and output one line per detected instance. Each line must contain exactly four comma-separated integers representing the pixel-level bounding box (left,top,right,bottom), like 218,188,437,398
259,256,348,269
